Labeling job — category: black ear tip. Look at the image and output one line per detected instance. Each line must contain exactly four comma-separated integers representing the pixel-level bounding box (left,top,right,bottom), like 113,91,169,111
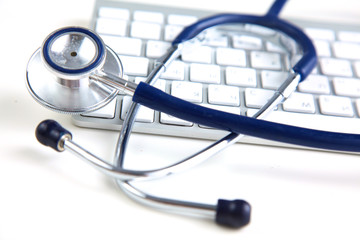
215,199,251,228
35,120,72,151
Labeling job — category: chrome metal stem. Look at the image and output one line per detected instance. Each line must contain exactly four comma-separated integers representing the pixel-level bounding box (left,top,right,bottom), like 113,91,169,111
64,139,160,180
118,181,216,219
89,72,137,96
88,44,182,98
252,72,300,118
146,44,183,86
63,132,239,181
114,44,182,161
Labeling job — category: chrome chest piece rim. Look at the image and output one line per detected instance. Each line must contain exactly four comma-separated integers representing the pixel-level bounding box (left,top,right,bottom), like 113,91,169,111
41,27,106,77
26,27,123,114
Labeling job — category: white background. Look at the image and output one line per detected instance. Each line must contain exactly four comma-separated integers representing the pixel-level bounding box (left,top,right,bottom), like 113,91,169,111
1,0,360,239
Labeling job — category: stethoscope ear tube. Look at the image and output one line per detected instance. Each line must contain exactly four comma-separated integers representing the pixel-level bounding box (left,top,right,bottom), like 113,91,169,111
134,82,360,153
216,199,251,228
36,119,72,152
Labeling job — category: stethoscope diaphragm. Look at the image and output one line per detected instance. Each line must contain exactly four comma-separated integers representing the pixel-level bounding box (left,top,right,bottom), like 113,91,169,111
26,27,123,114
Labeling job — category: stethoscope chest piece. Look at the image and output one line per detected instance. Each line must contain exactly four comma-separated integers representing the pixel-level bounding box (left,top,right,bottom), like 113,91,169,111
26,27,123,114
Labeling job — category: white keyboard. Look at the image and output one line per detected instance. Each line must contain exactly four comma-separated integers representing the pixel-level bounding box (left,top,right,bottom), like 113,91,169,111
73,0,360,148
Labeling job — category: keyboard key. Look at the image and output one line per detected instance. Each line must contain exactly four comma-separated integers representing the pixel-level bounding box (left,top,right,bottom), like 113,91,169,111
305,28,335,41
216,47,246,67
245,88,275,108
333,41,360,60
167,14,197,26
203,35,228,47
182,45,212,63
298,75,331,94
119,55,149,76
146,40,171,58
355,99,360,116
161,60,185,80
233,35,262,50
81,98,117,118
338,31,360,43
333,77,360,97
319,58,353,77
313,40,331,57
133,10,164,24
354,61,360,77
261,70,288,90
190,63,221,84
171,81,202,103
96,18,127,36
251,51,282,70
121,96,154,122
160,113,193,126
283,92,315,113
244,24,276,36
225,67,257,87
130,21,161,40
98,7,130,20
208,84,240,106
101,35,142,56
266,41,287,53
319,95,354,117
164,25,184,41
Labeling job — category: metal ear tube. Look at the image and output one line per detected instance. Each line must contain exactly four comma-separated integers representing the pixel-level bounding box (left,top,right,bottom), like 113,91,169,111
35,120,251,228
35,120,72,152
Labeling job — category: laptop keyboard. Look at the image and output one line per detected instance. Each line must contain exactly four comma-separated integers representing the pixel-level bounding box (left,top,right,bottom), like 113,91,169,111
73,0,360,148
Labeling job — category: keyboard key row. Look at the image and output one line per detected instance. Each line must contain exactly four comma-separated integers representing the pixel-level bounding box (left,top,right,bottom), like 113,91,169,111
319,58,353,77
312,40,360,60
305,27,360,44
97,8,358,48
99,7,198,26
131,21,162,40
319,95,354,117
333,77,360,97
298,75,331,94
117,55,360,97
97,18,291,54
82,84,360,121
116,55,360,99
304,28,360,61
102,39,284,72
333,41,360,60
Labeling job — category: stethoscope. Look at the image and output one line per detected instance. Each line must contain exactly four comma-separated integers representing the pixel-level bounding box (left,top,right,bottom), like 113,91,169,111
25,0,360,229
